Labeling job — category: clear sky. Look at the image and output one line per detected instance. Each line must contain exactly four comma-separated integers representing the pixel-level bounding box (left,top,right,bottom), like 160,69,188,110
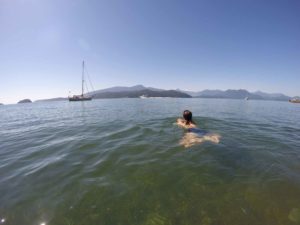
0,0,299,104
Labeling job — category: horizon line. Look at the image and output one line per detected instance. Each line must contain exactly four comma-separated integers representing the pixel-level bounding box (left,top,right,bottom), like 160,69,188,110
1,85,298,105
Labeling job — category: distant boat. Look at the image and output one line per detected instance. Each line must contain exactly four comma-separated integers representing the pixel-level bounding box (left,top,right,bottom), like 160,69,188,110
289,98,300,103
69,61,92,101
139,95,148,99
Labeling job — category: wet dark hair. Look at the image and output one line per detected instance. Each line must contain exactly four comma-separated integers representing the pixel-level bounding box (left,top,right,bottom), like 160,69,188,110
183,110,194,125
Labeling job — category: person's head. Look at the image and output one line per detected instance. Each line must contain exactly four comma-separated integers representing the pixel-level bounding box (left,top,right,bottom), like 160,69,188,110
183,110,193,124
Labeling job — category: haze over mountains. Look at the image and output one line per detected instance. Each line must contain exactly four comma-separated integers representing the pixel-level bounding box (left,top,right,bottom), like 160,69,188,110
89,85,164,95
88,85,190,98
34,85,296,102
88,85,294,101
177,88,292,101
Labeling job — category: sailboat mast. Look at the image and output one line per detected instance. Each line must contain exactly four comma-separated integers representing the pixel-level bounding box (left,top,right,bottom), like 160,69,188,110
82,60,84,96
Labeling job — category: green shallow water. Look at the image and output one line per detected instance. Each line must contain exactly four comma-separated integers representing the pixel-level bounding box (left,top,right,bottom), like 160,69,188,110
0,98,300,225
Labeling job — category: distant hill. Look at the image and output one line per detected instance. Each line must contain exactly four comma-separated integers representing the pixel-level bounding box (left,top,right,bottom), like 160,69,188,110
35,86,191,102
179,89,291,101
206,89,263,99
18,99,32,104
89,85,146,95
176,89,225,97
92,89,191,98
89,85,165,96
253,91,290,101
34,85,295,102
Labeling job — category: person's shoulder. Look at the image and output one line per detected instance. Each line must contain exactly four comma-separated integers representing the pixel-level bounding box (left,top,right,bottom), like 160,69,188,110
176,118,197,129
176,118,186,127
177,118,185,123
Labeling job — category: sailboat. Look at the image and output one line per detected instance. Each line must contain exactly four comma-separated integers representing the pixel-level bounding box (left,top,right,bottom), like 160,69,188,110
69,61,92,101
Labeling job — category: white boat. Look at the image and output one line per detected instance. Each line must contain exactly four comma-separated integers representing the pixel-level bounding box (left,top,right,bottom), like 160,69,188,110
69,61,92,101
139,95,148,99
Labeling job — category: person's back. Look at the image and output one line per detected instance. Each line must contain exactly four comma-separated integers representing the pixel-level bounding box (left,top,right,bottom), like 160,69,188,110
177,110,196,129
176,110,220,147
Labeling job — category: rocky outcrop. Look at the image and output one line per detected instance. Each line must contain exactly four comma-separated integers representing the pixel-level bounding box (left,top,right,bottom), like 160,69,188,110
18,99,32,104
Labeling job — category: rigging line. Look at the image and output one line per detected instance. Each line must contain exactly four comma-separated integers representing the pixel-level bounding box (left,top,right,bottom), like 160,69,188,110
84,64,95,92
85,82,90,95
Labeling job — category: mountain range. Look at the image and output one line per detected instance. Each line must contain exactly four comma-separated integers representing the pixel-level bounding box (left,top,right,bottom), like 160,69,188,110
89,85,294,101
35,85,295,102
90,88,191,99
177,89,292,101
88,85,164,95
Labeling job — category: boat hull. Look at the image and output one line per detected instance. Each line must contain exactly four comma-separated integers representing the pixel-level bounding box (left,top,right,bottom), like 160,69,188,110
69,97,92,101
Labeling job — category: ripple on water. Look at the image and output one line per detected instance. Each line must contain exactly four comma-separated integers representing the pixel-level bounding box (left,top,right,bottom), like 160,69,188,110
0,99,300,225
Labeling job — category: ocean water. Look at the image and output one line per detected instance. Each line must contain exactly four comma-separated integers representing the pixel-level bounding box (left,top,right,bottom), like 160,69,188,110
0,98,300,225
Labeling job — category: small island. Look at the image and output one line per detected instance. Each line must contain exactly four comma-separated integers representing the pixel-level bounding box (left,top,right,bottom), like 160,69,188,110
18,99,32,104
0,103,3,105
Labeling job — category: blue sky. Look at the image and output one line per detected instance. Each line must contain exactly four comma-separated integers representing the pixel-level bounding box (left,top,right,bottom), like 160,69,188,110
0,0,299,103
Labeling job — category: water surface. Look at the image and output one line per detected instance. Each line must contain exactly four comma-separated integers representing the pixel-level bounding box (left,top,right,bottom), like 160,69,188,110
0,98,300,225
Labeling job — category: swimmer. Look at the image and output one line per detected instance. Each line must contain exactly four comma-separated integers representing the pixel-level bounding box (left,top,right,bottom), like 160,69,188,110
177,110,221,148
177,110,196,128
